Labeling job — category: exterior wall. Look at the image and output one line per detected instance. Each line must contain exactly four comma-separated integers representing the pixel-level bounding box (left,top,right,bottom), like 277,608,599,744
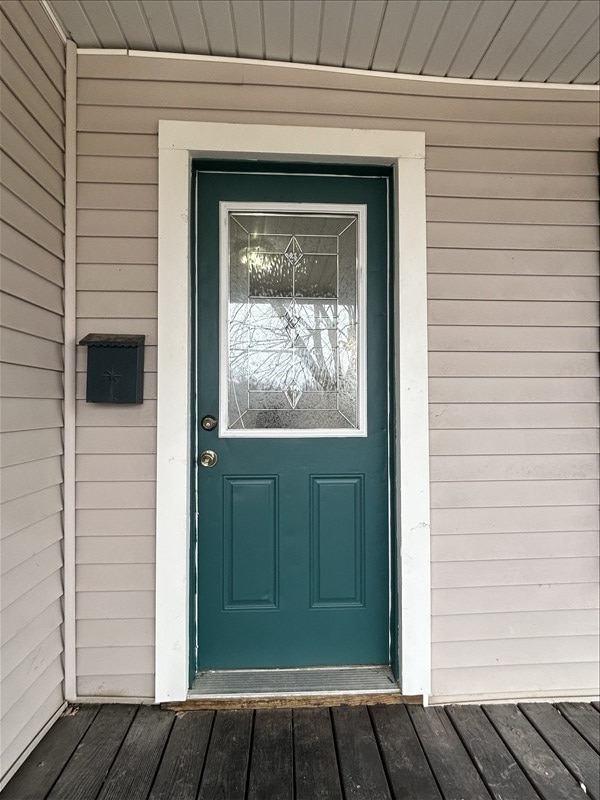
0,0,66,780
75,52,599,702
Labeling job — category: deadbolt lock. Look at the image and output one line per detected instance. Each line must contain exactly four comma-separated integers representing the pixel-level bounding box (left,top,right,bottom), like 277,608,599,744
199,450,218,468
201,415,218,431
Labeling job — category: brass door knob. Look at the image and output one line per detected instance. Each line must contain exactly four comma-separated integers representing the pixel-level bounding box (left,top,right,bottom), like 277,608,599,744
199,450,218,468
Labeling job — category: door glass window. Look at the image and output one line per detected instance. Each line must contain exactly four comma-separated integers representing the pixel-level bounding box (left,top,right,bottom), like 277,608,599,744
220,204,366,437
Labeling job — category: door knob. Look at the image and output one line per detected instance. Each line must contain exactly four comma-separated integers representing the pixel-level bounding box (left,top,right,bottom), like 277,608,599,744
199,450,218,468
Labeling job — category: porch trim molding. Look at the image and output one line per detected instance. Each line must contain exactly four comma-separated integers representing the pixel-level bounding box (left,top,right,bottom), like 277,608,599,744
78,48,598,92
63,38,77,702
156,121,430,702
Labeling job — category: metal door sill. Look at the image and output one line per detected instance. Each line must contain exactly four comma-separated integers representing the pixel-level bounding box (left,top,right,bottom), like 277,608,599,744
164,666,422,710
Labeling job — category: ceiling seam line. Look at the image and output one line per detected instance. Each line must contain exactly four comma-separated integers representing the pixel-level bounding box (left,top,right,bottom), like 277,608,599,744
137,0,158,51
420,0,454,76
197,0,212,57
446,0,485,76
520,1,584,82
340,0,357,68
105,0,128,49
572,52,599,83
469,0,517,79
393,1,420,73
494,0,552,80
522,0,583,81
77,0,102,49
366,0,389,71
547,17,600,82
228,0,239,59
167,0,185,55
315,1,325,67
258,0,266,61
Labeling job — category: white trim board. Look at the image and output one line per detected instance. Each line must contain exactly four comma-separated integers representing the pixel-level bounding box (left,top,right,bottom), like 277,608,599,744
76,48,599,92
41,0,68,44
156,121,430,702
63,39,77,702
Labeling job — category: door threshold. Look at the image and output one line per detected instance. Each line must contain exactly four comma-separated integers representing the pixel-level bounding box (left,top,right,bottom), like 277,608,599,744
164,666,421,710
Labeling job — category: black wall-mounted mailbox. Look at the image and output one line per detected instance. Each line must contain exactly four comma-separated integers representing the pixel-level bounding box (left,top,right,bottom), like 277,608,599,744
79,334,145,404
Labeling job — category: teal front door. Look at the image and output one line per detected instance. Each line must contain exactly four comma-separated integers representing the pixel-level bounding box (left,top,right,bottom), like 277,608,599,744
193,162,391,672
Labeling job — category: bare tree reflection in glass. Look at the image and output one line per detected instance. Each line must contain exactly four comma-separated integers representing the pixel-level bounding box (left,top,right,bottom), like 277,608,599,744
227,213,361,432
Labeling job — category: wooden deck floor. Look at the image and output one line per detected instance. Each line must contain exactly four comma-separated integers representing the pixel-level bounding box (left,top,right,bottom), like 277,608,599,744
3,701,599,800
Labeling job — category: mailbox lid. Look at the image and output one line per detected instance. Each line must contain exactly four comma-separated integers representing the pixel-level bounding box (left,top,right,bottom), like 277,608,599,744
79,334,145,348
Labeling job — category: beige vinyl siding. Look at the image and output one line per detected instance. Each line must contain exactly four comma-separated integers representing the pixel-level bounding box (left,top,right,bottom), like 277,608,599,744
427,140,599,702
0,0,66,781
75,52,599,702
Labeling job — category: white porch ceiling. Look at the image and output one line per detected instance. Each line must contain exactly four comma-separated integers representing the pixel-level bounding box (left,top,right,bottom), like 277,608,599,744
47,0,599,85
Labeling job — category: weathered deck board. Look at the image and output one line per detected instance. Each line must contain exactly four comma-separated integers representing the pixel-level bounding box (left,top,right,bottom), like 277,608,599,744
447,704,539,800
556,702,600,753
408,705,491,799
293,708,343,800
332,706,392,800
96,706,174,800
3,702,599,800
484,704,588,800
196,709,252,800
148,710,213,800
247,709,293,800
369,704,442,800
46,705,137,800
520,703,600,800
1,705,99,800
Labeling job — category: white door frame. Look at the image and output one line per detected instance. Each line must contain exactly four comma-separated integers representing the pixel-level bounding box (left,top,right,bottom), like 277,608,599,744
155,121,430,702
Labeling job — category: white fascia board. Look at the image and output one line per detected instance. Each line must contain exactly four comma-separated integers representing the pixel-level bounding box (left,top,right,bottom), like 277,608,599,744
77,48,598,92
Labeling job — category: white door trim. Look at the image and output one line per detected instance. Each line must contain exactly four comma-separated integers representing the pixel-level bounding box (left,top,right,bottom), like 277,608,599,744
156,121,430,702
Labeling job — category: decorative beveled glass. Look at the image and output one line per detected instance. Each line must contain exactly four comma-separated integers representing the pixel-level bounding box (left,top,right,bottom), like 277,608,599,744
220,204,366,436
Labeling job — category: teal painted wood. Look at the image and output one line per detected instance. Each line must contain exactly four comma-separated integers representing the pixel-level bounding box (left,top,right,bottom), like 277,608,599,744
194,164,391,670
223,477,278,609
310,476,365,607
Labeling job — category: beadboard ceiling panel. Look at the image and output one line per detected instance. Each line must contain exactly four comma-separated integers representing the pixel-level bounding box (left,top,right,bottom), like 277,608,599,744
47,0,600,84
103,1,154,49
201,0,237,56
231,0,263,60
262,0,292,61
79,0,126,47
291,0,320,63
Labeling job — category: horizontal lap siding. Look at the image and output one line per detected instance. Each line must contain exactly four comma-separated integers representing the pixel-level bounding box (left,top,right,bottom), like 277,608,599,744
74,138,157,707
425,86,599,699
0,1,65,782
75,52,599,702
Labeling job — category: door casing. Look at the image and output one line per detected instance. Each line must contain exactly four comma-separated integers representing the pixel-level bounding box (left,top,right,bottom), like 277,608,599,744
155,121,431,703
